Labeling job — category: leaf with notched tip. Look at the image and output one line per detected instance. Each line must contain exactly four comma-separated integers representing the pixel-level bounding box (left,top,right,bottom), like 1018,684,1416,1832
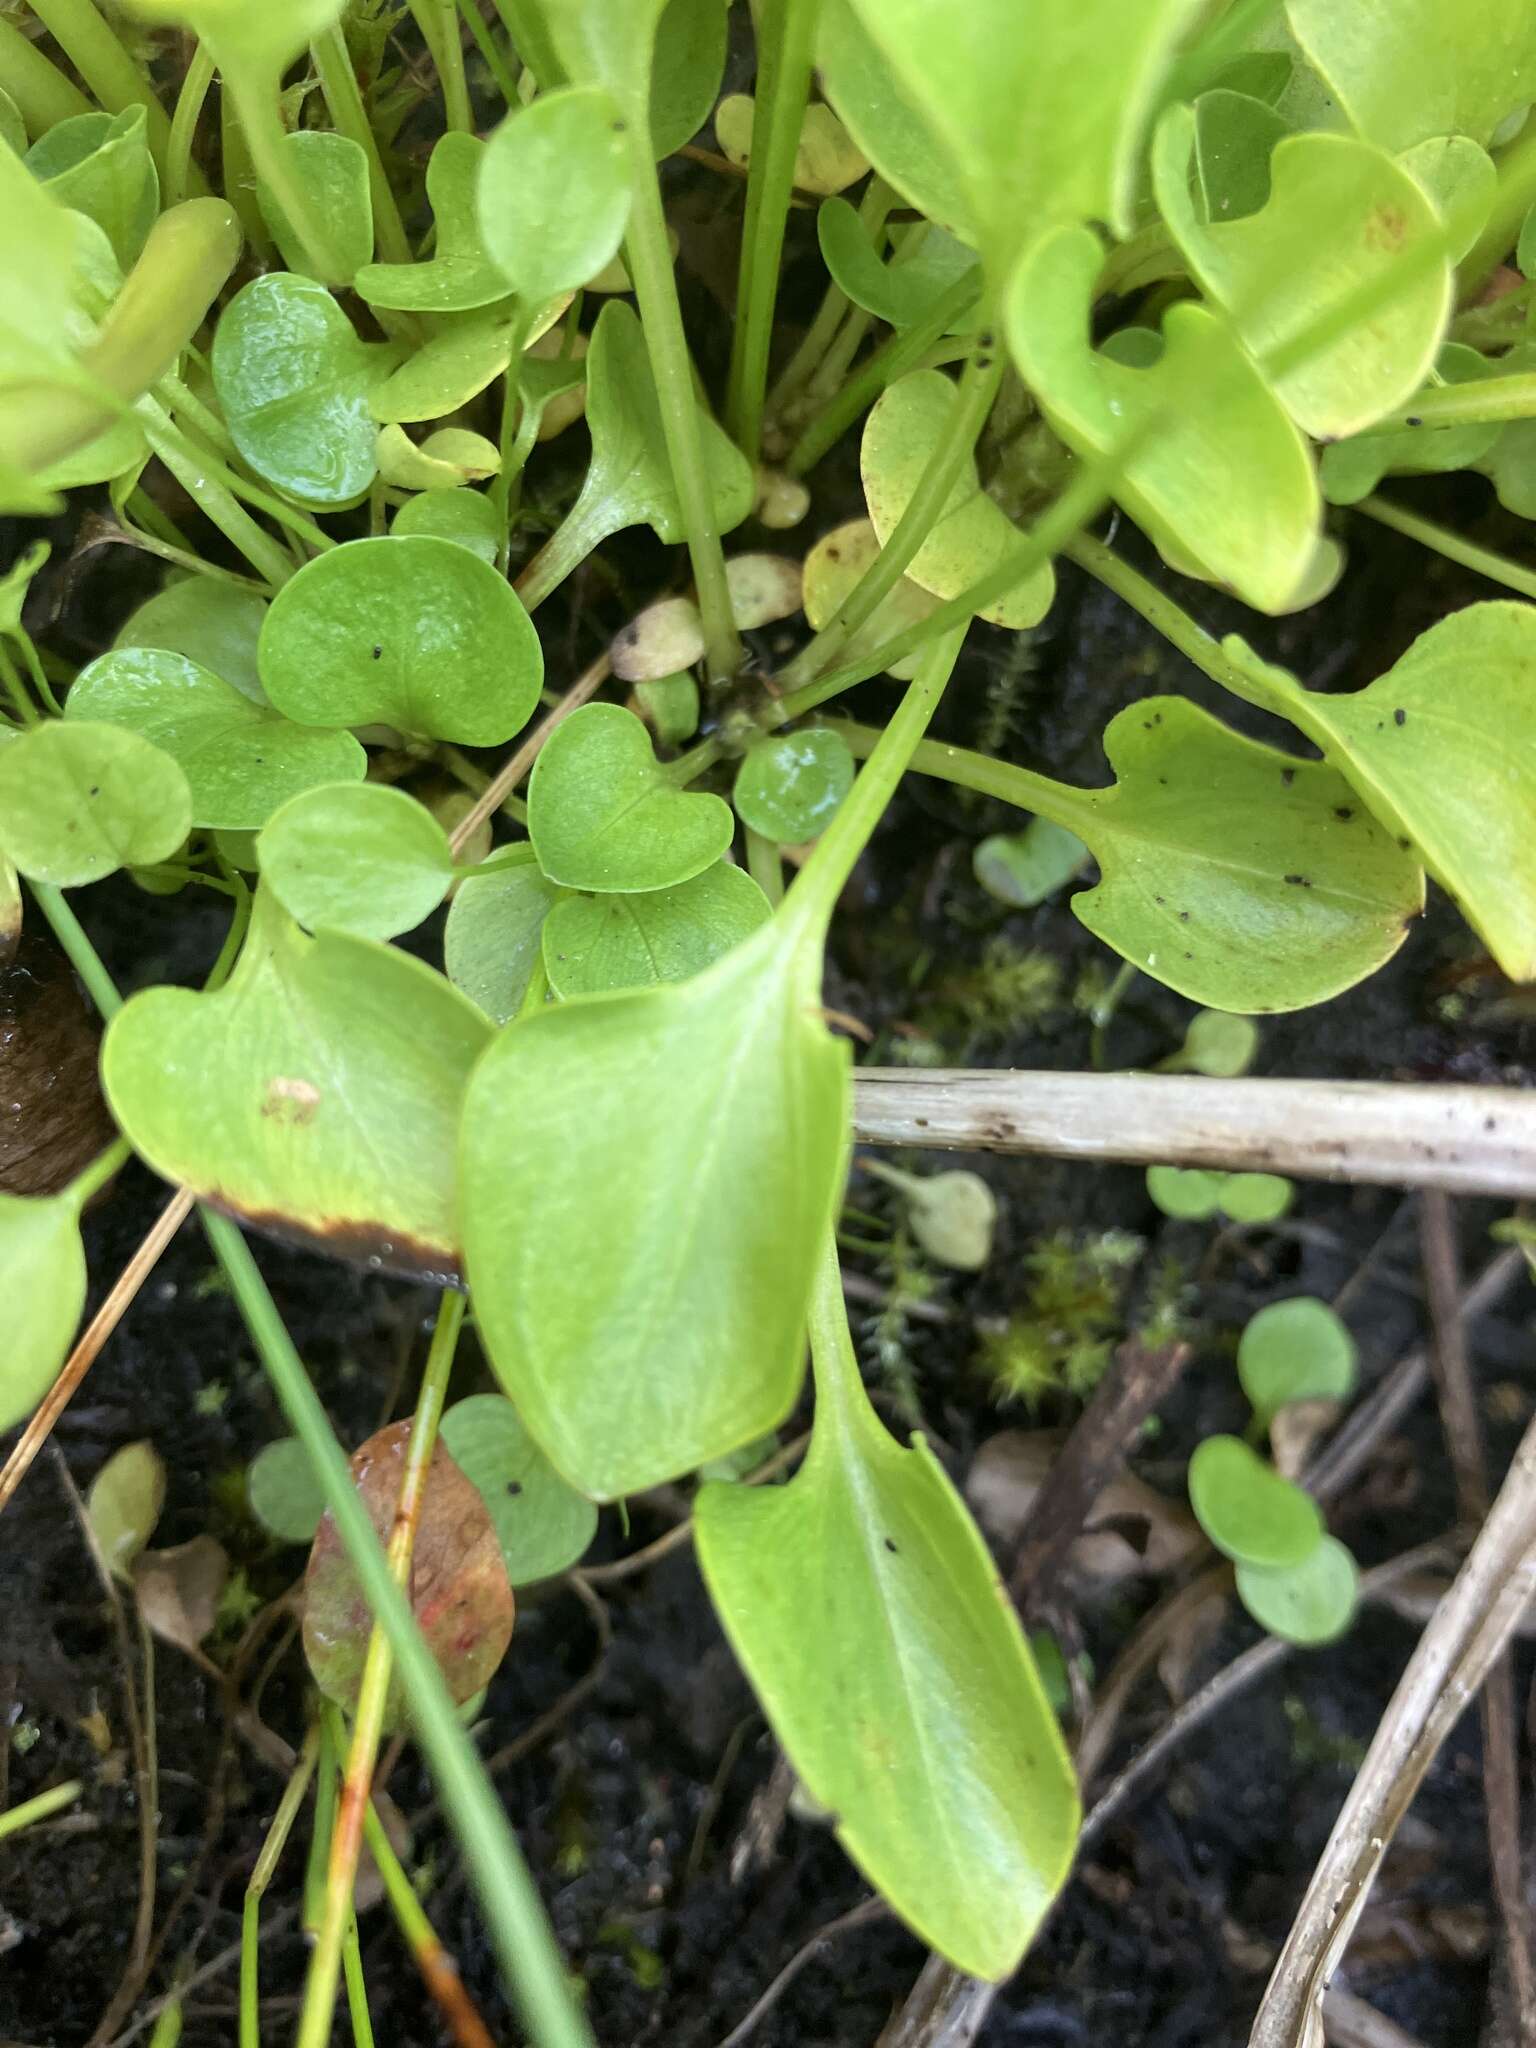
102,888,491,1280
303,1419,515,1722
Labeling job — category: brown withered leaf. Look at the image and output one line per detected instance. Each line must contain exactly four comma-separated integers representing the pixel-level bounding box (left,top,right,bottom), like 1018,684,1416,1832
132,1535,229,1658
0,933,116,1197
302,1420,514,1725
968,1429,1202,1585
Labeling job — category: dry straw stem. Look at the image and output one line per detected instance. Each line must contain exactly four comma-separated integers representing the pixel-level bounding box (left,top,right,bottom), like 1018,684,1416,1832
852,1071,1536,1197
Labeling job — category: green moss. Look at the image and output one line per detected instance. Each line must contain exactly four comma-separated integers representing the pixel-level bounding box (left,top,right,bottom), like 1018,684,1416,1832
975,1227,1144,1409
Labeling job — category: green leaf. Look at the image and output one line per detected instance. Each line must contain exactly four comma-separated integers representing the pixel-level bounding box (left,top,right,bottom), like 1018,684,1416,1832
1181,89,1291,226
256,130,373,286
837,0,1203,263
0,852,18,966
102,889,492,1279
0,720,191,884
1222,603,1536,980
0,84,24,156
370,314,516,425
1164,1009,1259,1078
25,107,158,270
66,647,366,831
695,1288,1078,1979
115,578,270,705
1239,1296,1357,1423
444,847,562,1022
861,371,1054,630
121,0,345,81
633,672,699,747
1398,134,1496,261
439,1394,599,1583
88,1439,166,1581
460,919,849,1497
1217,1172,1293,1224
1005,223,1319,614
0,1191,87,1432
541,859,769,996
478,86,631,306
1235,1536,1359,1645
1060,696,1424,1012
258,535,543,746
1188,1434,1322,1568
816,0,971,234
802,517,939,680
528,702,733,891
375,423,501,490
392,485,501,563
303,1418,514,1721
650,0,729,156
1284,0,1536,151
817,199,978,330
521,0,669,107
1145,1165,1223,1220
973,819,1087,908
212,273,385,508
733,730,854,844
1320,343,1501,505
355,133,510,312
1153,109,1451,439
247,1436,327,1545
257,782,455,940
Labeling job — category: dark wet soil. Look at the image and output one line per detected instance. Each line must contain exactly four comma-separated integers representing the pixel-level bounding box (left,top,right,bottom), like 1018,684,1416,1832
4,393,1536,2048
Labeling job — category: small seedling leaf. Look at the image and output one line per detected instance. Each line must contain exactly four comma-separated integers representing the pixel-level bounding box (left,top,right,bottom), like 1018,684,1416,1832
541,859,769,997
303,1419,514,1721
1236,1535,1359,1645
733,730,854,844
102,888,491,1279
439,1393,598,1583
906,1170,996,1271
258,782,455,940
0,1191,87,1432
1187,1434,1323,1568
528,702,733,892
0,720,191,884
87,1439,166,1582
132,1534,229,1655
259,535,542,746
1218,1172,1293,1224
1146,1165,1223,1220
444,848,562,1022
1238,1297,1357,1424
66,648,365,831
973,819,1087,908
248,1436,327,1544
26,107,158,270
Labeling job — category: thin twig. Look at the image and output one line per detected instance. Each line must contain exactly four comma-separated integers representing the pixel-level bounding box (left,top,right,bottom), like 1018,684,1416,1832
0,1185,195,1517
447,653,609,858
710,1896,889,2048
573,1432,810,1587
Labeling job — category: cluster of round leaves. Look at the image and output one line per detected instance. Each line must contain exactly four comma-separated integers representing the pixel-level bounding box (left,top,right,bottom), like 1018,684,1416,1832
1188,1296,1360,1644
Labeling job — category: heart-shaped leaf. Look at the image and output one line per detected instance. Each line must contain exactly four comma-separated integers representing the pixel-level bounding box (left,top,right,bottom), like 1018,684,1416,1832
1188,1434,1322,1568
115,578,270,704
541,859,769,997
528,702,733,892
0,720,191,884
259,535,543,746
258,782,455,940
444,848,562,1022
103,888,492,1279
439,1394,598,1583
835,0,1203,263
519,300,752,607
355,133,510,312
0,1191,87,1432
733,730,854,844
1055,696,1424,1011
1235,1536,1359,1645
802,518,939,679
1284,0,1536,151
26,107,158,270
460,918,849,1497
1145,1165,1224,1220
974,818,1088,908
1238,1297,1357,1426
862,371,1054,630
303,1418,514,1721
211,273,386,507
88,1439,166,1581
696,1266,1078,1979
478,85,631,306
1153,109,1451,439
1005,224,1319,614
1221,602,1536,979
817,199,978,330
248,1436,327,1544
392,486,501,563
256,129,373,286
66,648,366,831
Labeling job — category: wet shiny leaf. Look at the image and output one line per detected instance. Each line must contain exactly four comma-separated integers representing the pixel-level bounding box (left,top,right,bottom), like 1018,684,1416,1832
256,130,372,286
733,730,854,844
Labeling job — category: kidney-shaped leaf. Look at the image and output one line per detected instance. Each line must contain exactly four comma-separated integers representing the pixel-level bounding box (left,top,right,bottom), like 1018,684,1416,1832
439,1393,598,1583
0,720,191,885
528,702,733,891
733,730,854,844
1238,1296,1357,1425
696,1309,1078,1979
257,781,455,939
478,86,631,307
103,889,491,1279
259,535,543,746
212,273,385,507
0,1191,87,1432
115,578,270,704
461,919,849,1498
1153,110,1451,439
355,133,510,312
541,858,769,997
248,1436,327,1545
1188,1433,1323,1567
1284,0,1536,152
1006,224,1319,615
66,648,366,830
303,1418,514,1721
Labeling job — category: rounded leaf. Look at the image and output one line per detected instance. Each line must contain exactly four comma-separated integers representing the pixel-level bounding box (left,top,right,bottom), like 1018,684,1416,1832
1218,1171,1293,1224
439,1393,598,1583
248,1436,327,1544
478,86,631,306
802,517,938,679
257,782,455,939
1146,1165,1223,1220
115,578,269,704
1187,1434,1323,1568
541,860,770,997
1236,1536,1359,1645
259,536,543,746
1238,1297,1357,1423
0,720,191,884
733,730,854,844
88,1439,166,1581
0,1191,87,1432
392,486,501,563
26,107,158,269
444,849,562,1022
256,129,372,285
